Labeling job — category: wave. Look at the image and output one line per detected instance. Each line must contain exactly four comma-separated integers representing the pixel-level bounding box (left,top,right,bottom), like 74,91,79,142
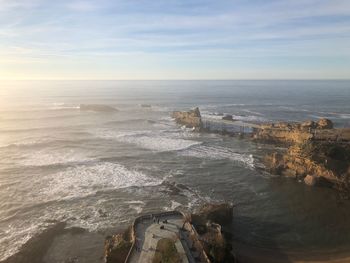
33,162,161,201
182,145,255,169
124,200,146,214
18,149,93,167
202,112,267,123
92,129,202,152
0,162,160,261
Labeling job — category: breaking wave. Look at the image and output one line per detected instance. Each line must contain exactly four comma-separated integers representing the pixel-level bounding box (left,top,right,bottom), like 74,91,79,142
18,148,93,167
92,129,202,152
182,145,255,169
33,162,162,202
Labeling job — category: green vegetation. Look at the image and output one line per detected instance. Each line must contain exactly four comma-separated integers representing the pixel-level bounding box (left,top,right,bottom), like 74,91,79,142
152,238,181,263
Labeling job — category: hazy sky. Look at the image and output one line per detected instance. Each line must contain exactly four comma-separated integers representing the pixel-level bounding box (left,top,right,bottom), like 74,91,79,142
0,0,350,80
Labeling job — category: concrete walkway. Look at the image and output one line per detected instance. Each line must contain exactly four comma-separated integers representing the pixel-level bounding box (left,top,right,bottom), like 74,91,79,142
128,214,197,263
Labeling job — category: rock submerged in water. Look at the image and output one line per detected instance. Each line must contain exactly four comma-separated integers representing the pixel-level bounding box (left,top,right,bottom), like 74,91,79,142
80,104,118,112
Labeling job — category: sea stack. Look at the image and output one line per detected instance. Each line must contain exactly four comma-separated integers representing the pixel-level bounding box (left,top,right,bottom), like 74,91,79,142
172,107,202,130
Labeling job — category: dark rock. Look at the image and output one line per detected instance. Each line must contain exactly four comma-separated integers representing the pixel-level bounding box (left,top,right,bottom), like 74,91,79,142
197,203,233,226
304,175,317,186
104,227,132,263
317,118,333,129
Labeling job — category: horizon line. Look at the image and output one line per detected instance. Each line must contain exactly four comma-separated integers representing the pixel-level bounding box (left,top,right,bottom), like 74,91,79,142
1,79,350,81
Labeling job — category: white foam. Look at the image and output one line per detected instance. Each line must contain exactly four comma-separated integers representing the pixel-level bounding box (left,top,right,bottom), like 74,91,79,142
34,162,162,201
19,149,92,166
49,103,80,110
0,137,53,148
202,112,267,122
170,200,182,210
93,129,201,152
0,221,44,261
182,145,255,169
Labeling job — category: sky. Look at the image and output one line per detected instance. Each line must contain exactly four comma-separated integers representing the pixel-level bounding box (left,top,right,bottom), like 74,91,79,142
0,0,349,80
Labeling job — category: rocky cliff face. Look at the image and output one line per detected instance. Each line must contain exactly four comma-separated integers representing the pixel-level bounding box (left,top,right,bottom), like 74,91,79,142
253,118,335,144
256,118,350,192
104,227,133,263
191,203,236,263
172,107,202,130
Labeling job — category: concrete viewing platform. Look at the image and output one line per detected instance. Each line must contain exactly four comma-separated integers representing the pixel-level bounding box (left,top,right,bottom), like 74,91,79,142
126,211,210,263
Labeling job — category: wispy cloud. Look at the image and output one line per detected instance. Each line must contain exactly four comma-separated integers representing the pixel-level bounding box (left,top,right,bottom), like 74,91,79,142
66,1,99,12
0,0,349,79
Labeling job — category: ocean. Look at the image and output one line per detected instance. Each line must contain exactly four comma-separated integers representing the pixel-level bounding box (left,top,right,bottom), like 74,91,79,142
0,80,350,262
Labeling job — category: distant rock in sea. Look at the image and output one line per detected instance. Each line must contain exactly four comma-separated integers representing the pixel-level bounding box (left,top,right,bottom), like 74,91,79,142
79,104,118,112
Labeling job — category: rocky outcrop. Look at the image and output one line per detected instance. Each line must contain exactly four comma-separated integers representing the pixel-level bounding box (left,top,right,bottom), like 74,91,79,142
253,118,335,145
259,117,350,192
304,175,317,186
196,203,234,226
80,104,118,112
317,118,333,129
104,227,133,263
172,107,202,130
191,203,236,263
265,141,350,190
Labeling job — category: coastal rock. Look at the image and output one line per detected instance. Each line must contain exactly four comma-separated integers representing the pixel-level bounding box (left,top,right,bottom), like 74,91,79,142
301,120,317,130
253,119,340,145
172,107,202,130
304,175,317,186
80,104,118,112
254,123,313,144
265,141,350,191
191,203,236,262
104,227,133,263
257,118,350,192
197,203,234,226
317,118,333,129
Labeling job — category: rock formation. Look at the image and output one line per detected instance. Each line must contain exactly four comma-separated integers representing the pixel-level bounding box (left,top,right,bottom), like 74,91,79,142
252,117,350,191
171,108,350,193
104,227,133,263
191,203,236,263
103,203,236,263
253,118,337,144
172,107,202,130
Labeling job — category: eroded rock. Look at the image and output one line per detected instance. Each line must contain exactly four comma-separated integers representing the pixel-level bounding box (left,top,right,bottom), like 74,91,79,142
104,227,133,263
172,107,202,130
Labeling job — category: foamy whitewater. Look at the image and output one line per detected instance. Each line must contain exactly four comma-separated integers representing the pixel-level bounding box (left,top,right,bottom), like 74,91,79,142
0,80,350,262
